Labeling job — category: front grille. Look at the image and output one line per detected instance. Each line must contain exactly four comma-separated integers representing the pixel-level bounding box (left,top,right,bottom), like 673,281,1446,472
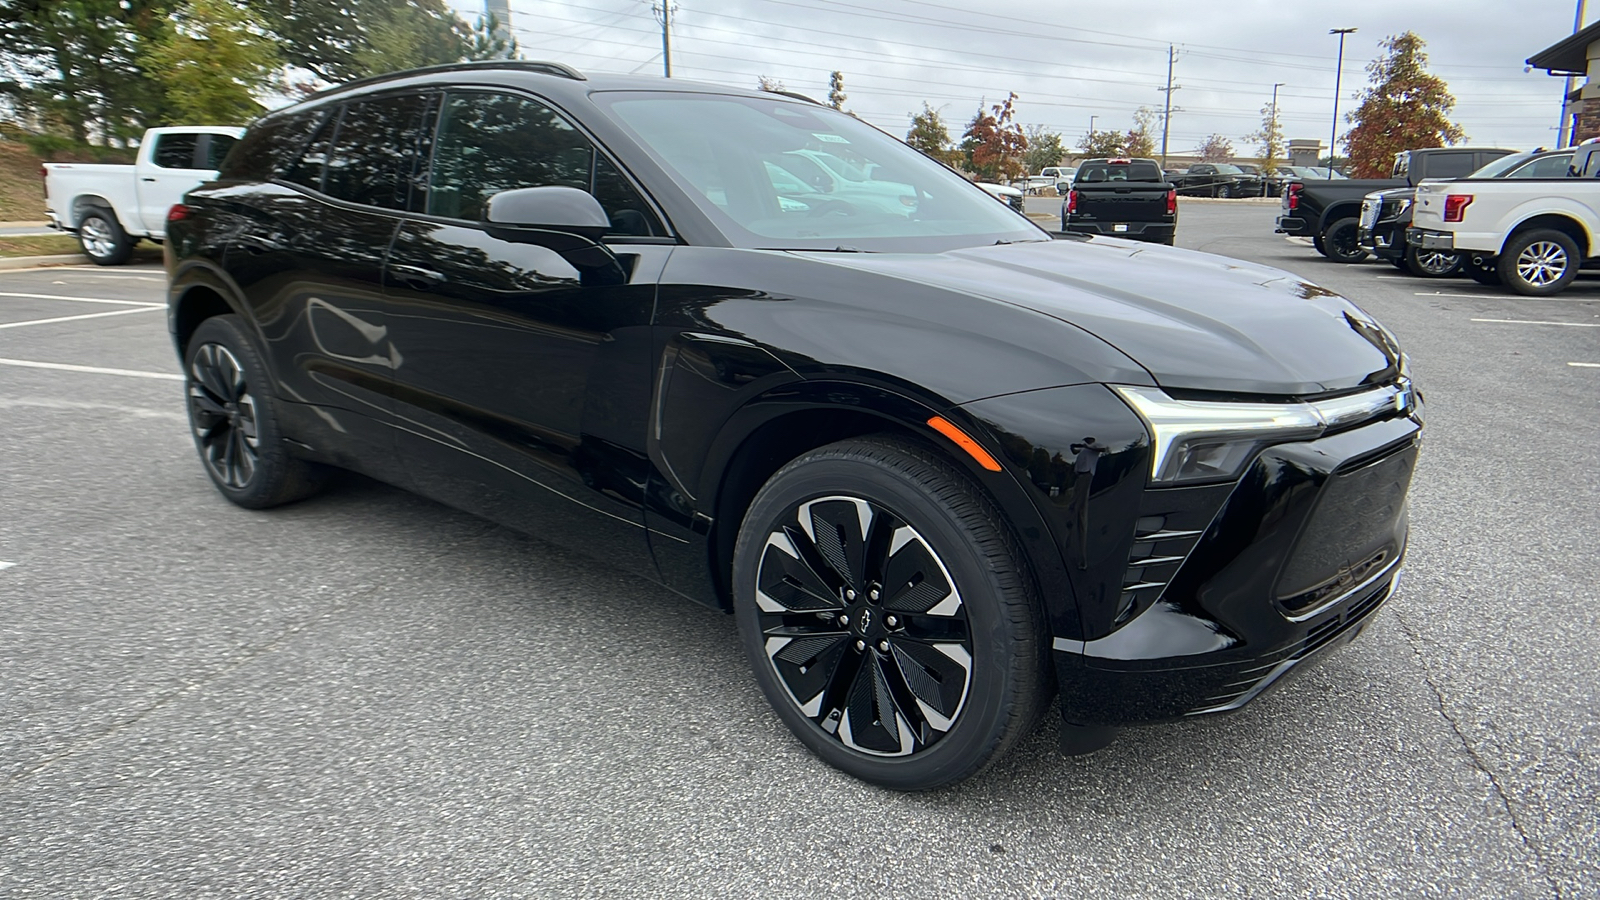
1192,575,1394,712
1360,198,1381,230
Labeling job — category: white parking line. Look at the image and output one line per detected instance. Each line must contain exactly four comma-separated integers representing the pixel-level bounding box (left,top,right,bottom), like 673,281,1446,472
1470,317,1600,327
1416,292,1600,303
0,357,183,380
0,561,14,572
0,307,163,330
0,291,163,307
1570,362,1600,368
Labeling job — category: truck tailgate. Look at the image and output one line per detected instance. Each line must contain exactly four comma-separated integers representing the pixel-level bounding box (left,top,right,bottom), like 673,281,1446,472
1074,186,1168,221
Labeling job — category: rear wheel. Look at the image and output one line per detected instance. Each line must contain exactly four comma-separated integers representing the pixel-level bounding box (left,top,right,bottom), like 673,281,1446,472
732,436,1050,790
185,315,329,508
1322,217,1369,263
1216,184,1233,199
1498,229,1580,296
77,209,133,266
1405,246,1463,278
1312,234,1328,257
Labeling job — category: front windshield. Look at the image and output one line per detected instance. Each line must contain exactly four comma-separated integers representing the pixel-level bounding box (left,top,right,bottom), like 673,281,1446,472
597,91,1045,250
1213,164,1244,174
1468,153,1533,178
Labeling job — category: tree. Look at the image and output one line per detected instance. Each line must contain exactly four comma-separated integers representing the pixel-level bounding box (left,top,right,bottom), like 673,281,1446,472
756,75,786,93
1243,99,1285,171
1126,106,1158,158
144,0,281,124
959,93,1027,181
1196,133,1234,163
1079,128,1125,157
1343,32,1465,178
1022,124,1064,173
350,1,514,78
828,71,847,111
906,102,955,164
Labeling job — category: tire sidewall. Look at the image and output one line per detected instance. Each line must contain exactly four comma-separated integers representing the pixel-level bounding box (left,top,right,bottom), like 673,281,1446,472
1323,218,1368,263
184,315,297,508
732,448,1030,790
1499,230,1579,296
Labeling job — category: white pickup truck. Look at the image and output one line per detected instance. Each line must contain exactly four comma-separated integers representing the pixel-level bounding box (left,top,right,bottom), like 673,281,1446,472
44,126,243,265
1409,140,1600,296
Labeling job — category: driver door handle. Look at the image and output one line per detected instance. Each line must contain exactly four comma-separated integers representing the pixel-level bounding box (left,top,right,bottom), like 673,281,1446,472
391,264,446,290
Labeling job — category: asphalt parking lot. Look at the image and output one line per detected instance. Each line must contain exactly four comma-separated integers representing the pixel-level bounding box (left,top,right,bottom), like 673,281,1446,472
2,203,1596,898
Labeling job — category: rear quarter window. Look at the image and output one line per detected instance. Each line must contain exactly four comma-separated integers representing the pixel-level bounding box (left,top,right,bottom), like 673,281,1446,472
219,112,325,181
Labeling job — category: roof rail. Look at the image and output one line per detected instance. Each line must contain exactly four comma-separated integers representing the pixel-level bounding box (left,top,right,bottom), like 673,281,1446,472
767,90,822,106
310,60,586,99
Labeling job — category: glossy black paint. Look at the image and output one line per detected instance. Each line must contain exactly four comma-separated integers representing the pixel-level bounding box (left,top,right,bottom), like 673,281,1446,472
167,63,1422,740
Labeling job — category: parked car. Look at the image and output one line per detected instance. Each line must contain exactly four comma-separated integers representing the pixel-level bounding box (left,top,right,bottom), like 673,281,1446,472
1166,163,1263,198
1410,140,1600,295
1039,166,1073,181
977,180,1026,212
1360,149,1573,277
1060,157,1176,243
43,126,243,265
1276,147,1517,263
167,60,1422,790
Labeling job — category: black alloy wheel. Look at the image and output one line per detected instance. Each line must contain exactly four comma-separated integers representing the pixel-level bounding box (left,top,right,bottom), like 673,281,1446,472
1322,217,1369,263
185,315,328,508
1216,183,1233,199
1405,245,1463,278
77,209,133,266
733,437,1050,790
1498,229,1580,296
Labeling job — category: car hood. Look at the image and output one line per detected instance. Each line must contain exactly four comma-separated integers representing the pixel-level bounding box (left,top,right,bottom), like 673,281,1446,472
799,238,1400,396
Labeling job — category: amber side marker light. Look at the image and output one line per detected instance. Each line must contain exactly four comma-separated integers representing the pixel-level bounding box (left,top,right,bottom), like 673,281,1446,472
926,416,1003,472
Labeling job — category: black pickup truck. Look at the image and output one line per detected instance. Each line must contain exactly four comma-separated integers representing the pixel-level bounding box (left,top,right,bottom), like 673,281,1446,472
1060,157,1176,244
1276,146,1517,262
1359,149,1572,276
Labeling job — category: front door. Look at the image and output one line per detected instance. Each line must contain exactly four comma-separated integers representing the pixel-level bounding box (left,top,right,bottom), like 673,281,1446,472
383,89,673,573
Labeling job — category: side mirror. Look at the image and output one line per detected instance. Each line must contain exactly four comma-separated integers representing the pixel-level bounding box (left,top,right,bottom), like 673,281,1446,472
483,186,621,278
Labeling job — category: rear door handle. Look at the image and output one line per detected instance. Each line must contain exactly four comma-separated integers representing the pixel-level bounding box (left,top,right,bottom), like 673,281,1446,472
142,177,157,182
390,264,446,289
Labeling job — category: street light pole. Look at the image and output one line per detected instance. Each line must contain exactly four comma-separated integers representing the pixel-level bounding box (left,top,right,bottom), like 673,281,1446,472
1089,115,1097,137
1270,81,1285,167
1328,28,1356,179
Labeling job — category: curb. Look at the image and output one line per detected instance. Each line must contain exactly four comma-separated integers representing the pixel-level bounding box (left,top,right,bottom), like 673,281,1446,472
0,253,88,269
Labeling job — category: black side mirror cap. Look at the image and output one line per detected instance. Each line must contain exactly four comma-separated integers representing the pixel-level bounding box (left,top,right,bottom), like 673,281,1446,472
483,186,619,275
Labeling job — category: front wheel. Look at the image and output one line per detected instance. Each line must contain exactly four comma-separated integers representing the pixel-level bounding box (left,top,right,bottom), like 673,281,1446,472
185,315,329,508
733,436,1050,790
77,209,133,265
1498,229,1580,296
1406,245,1463,278
1216,184,1232,199
1322,217,1369,263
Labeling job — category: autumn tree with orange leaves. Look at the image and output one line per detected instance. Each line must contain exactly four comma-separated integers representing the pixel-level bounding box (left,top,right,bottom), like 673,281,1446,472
959,93,1028,181
1343,32,1466,178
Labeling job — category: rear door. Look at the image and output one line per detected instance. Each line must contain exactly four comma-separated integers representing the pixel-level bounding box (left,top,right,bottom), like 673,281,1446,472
382,89,672,572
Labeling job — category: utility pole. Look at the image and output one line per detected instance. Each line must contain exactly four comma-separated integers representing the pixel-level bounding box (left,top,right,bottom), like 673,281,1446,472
1089,115,1097,136
1558,0,1589,146
1158,44,1179,168
1329,28,1356,179
652,2,675,78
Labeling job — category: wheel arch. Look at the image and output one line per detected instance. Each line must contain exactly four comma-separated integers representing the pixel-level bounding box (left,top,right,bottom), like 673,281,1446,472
169,268,249,362
1501,214,1591,258
70,194,120,229
1316,200,1363,234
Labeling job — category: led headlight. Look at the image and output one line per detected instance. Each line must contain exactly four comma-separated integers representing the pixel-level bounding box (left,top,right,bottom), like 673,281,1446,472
1113,382,1415,485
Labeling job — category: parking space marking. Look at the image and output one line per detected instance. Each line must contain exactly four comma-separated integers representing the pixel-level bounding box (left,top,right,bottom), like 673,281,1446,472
1569,362,1600,368
1470,317,1600,327
0,357,183,381
0,561,14,572
0,307,163,330
1417,292,1600,303
0,291,163,307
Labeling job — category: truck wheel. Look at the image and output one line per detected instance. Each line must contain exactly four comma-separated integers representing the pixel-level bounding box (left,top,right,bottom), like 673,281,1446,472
1321,218,1369,263
1497,229,1579,296
1312,234,1328,257
1216,184,1232,199
1405,246,1463,278
77,209,134,266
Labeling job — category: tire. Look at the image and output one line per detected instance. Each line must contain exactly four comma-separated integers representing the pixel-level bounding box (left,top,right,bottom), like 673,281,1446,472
184,315,328,508
1322,217,1369,263
1405,245,1463,278
1466,255,1503,286
1312,233,1328,257
732,436,1050,790
1216,184,1232,199
77,208,134,266
1497,229,1580,296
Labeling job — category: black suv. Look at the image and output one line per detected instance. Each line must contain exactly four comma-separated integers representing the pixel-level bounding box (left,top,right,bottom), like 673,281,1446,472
167,62,1422,790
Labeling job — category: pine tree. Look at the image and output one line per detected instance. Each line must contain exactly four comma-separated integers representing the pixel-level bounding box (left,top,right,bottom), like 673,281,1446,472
1344,32,1465,178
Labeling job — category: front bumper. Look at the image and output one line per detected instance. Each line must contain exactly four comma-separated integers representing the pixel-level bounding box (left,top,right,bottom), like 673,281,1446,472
1052,409,1422,728
1359,222,1405,260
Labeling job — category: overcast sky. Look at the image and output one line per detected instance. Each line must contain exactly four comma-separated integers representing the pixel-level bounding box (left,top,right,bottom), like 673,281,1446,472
445,0,1587,156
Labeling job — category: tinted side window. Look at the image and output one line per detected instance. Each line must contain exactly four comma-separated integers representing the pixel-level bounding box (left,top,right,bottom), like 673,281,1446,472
428,91,662,235
1426,153,1475,179
1509,155,1572,178
324,93,432,210
152,133,199,169
219,112,322,181
204,134,238,169
284,110,339,192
